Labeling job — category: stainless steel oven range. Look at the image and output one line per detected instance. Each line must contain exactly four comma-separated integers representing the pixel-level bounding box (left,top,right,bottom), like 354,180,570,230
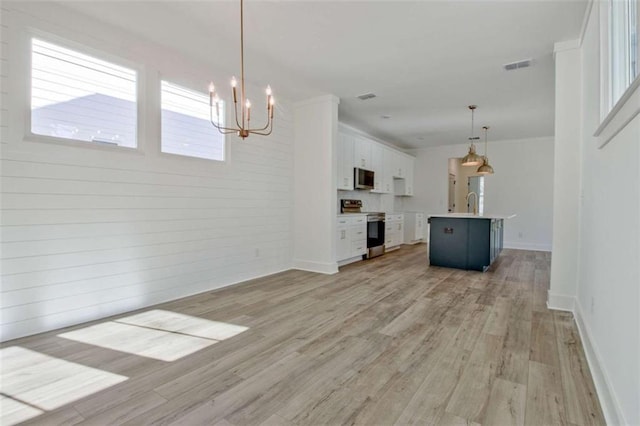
340,199,386,259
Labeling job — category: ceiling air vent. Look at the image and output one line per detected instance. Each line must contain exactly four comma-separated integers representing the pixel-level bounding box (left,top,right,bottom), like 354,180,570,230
503,59,533,71
356,92,377,100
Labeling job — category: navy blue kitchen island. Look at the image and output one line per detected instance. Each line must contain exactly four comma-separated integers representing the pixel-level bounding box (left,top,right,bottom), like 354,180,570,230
428,214,514,272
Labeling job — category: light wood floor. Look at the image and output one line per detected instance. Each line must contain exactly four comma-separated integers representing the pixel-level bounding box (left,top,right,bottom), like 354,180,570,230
1,244,605,426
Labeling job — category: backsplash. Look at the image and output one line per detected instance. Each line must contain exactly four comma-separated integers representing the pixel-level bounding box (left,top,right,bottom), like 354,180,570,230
337,190,404,213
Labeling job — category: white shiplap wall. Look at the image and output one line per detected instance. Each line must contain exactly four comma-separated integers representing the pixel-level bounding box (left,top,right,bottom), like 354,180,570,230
0,4,294,341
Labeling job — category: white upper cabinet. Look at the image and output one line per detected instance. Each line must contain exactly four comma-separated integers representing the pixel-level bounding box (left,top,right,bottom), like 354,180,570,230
393,154,415,196
337,133,354,190
336,126,415,196
370,143,387,193
392,150,405,178
381,147,395,193
405,158,414,196
353,136,372,170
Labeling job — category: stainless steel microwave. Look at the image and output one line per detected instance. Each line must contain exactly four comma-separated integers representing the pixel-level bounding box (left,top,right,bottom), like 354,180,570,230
354,167,374,190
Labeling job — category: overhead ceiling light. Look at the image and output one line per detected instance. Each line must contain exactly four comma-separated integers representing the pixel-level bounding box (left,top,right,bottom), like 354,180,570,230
381,115,391,119
477,126,495,175
208,0,274,139
461,105,483,166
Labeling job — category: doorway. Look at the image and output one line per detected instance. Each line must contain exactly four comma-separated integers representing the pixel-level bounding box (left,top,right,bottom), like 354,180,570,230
448,173,455,212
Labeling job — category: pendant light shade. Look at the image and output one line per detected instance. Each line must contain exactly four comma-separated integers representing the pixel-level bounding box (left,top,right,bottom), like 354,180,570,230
461,144,483,166
477,125,495,175
461,105,483,166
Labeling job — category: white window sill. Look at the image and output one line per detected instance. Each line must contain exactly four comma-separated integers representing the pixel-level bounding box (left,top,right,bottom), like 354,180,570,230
594,75,640,148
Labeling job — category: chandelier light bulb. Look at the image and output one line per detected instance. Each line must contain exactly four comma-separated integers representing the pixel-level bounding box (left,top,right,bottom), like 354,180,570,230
266,85,272,96
208,82,215,93
231,77,237,88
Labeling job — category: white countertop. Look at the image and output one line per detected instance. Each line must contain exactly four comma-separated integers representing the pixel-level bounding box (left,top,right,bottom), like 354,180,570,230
429,213,516,220
337,213,367,217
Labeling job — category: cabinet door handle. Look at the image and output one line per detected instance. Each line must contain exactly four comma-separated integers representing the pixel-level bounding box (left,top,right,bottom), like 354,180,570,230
444,227,454,234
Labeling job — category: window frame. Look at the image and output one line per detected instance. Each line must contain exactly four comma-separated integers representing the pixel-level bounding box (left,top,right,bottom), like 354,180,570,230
23,29,145,153
159,79,227,163
595,0,640,148
608,0,639,108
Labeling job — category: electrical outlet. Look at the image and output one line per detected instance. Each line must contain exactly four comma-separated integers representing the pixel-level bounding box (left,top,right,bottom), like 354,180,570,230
518,232,523,239
255,248,260,257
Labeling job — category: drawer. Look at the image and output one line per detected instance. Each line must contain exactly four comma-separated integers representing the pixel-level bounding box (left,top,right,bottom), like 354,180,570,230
351,240,367,256
350,216,367,225
337,218,349,226
349,227,366,240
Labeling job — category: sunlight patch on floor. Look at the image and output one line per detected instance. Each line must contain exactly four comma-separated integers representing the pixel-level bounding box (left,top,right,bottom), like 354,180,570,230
115,309,249,341
0,394,44,425
0,347,127,425
59,310,249,362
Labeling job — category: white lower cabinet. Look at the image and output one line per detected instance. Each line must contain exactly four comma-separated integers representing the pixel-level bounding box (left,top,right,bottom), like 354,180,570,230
403,212,425,244
385,214,404,250
337,221,350,261
337,215,367,262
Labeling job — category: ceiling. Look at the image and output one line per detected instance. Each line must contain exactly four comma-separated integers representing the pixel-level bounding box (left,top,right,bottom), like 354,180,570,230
59,0,588,149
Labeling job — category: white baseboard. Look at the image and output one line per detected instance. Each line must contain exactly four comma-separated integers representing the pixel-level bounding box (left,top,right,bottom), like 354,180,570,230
546,293,627,425
337,256,363,267
547,292,576,311
292,259,338,275
504,241,552,251
573,300,626,426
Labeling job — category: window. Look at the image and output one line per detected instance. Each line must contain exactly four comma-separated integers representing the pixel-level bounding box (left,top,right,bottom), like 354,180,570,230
161,81,225,161
609,0,639,107
31,38,137,147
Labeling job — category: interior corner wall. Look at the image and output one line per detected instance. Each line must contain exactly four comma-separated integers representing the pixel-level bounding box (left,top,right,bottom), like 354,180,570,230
548,43,582,310
569,3,640,424
0,3,295,341
404,137,554,251
292,95,339,274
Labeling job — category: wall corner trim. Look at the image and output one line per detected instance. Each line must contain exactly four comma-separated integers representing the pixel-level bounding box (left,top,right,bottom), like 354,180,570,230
547,292,576,311
577,0,594,48
554,39,581,57
292,259,338,275
574,300,627,426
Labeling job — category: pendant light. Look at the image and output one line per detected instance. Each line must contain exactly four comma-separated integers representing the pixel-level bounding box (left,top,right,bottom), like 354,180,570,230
461,105,483,166
477,125,495,175
208,0,275,139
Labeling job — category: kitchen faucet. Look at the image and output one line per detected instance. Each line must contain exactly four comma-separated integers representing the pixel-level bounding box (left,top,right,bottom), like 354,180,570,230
466,191,478,215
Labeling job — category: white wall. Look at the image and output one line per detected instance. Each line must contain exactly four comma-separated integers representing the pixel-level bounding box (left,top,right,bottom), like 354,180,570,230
292,95,339,274
553,3,640,424
0,3,294,341
405,137,554,251
549,41,582,310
